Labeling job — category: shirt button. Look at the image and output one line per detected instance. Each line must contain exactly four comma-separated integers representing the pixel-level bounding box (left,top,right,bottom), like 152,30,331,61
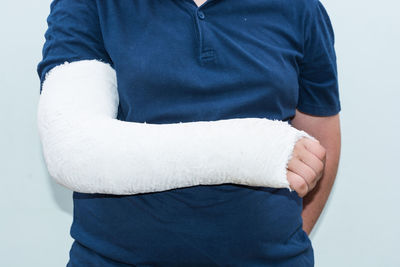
197,10,205,20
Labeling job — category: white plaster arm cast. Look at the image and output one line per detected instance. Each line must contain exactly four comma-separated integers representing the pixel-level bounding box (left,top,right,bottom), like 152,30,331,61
37,59,315,195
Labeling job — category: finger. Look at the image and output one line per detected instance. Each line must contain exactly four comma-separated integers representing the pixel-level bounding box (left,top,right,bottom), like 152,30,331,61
287,157,317,190
302,138,326,162
297,148,325,182
287,170,308,197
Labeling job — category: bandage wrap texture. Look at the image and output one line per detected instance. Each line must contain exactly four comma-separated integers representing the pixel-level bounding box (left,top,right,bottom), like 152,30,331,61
37,59,315,195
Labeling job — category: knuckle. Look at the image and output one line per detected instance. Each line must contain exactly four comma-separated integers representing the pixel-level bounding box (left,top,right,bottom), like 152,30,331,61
299,189,307,198
318,160,325,172
294,141,304,152
300,136,308,142
309,180,316,191
311,178,318,187
299,180,308,192
314,145,326,161
312,138,320,145
300,137,308,147
295,138,303,146
307,168,316,180
320,145,327,156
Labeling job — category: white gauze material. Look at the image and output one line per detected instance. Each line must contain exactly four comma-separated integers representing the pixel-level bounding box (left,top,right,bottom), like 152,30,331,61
37,59,316,195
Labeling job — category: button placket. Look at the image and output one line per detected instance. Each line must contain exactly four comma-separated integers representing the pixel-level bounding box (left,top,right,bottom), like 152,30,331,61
182,0,217,64
194,9,216,64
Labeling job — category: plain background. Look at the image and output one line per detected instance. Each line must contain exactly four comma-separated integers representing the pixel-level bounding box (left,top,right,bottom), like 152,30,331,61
1,0,399,266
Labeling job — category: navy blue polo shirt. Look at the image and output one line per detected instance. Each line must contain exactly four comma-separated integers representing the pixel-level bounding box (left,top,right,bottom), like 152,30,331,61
37,0,341,266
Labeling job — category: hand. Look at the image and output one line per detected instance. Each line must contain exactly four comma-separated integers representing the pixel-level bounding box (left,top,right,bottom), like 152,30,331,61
287,137,326,197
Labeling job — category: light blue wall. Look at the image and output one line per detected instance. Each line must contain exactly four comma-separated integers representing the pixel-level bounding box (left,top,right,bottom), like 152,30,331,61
1,0,399,266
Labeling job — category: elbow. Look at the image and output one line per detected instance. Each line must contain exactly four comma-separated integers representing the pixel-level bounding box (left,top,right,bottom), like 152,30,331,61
37,101,98,193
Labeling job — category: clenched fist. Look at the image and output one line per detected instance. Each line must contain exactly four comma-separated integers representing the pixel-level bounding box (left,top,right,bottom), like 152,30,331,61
287,137,326,197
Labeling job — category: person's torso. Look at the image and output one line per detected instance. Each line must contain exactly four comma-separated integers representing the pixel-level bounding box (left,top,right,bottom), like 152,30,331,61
70,0,314,265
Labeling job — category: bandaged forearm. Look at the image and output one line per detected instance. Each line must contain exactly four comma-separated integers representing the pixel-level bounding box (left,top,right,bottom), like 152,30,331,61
37,59,315,195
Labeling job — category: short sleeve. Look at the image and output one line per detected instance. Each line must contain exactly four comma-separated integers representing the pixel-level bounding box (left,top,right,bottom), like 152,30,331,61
297,0,341,116
37,0,112,94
